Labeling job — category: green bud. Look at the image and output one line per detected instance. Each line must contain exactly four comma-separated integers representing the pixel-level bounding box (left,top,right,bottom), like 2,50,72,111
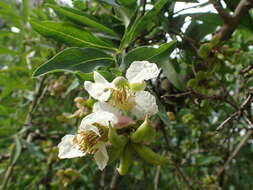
117,145,133,176
83,99,95,108
130,118,155,143
108,125,128,148
113,77,129,88
198,43,212,58
132,144,169,165
210,35,221,47
217,53,225,60
108,147,123,164
129,82,146,91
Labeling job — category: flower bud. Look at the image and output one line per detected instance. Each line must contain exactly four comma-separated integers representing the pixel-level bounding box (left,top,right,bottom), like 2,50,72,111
117,145,133,176
108,147,123,164
198,43,212,58
132,144,169,165
130,118,155,143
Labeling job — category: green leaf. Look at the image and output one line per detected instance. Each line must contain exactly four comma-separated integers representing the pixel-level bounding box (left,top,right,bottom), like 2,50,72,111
47,4,119,37
124,41,185,90
22,0,29,23
10,136,22,166
30,20,117,50
156,98,171,128
120,0,168,49
187,13,223,26
0,47,19,55
33,47,114,77
75,70,117,82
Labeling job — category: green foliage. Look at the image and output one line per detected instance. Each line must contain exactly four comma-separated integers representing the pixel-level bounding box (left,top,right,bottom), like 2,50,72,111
33,47,114,76
1,0,253,189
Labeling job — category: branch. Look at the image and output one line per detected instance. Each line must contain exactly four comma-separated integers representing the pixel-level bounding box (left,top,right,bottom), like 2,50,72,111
218,0,253,41
209,0,232,22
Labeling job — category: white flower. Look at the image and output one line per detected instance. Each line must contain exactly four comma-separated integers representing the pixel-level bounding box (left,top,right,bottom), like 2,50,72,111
84,61,159,119
58,102,119,170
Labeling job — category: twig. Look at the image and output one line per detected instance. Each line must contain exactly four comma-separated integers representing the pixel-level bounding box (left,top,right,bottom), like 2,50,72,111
110,168,121,190
216,129,253,179
216,111,238,131
141,0,147,16
153,165,161,190
99,170,105,190
1,76,46,190
216,94,252,130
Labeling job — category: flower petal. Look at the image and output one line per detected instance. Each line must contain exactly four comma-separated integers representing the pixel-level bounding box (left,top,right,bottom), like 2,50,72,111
93,102,121,117
79,111,118,131
94,71,110,85
58,135,86,159
84,81,111,102
132,91,158,119
94,142,109,170
126,61,160,83
79,116,101,135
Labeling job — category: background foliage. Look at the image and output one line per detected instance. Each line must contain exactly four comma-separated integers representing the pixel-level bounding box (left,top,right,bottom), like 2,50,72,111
1,0,253,189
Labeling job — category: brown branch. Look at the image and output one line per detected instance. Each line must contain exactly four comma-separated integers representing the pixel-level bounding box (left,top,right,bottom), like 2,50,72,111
218,0,253,41
110,169,121,190
209,0,232,22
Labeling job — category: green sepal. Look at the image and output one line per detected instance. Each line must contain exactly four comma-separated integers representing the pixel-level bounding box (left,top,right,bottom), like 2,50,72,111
132,144,169,165
130,118,156,143
108,146,124,164
197,43,212,58
117,145,134,176
108,125,128,148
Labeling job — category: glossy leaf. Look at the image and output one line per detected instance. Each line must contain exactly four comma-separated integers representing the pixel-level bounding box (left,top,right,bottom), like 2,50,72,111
33,47,114,77
47,4,118,37
30,20,116,50
10,136,22,166
120,0,168,49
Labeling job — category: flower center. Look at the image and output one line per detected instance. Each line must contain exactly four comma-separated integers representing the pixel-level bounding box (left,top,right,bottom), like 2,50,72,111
110,86,135,111
73,124,108,154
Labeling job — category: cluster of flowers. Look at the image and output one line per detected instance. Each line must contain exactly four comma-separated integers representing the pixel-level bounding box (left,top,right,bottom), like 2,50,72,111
58,61,160,170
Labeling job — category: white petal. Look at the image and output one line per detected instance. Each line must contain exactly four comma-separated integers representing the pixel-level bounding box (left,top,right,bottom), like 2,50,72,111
80,116,101,135
126,61,160,83
94,71,110,85
93,102,121,117
80,111,118,131
84,81,111,102
58,135,86,159
94,142,109,170
132,91,158,119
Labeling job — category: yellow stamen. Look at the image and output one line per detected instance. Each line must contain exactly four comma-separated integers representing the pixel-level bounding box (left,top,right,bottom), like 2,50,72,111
110,86,135,111
73,124,108,154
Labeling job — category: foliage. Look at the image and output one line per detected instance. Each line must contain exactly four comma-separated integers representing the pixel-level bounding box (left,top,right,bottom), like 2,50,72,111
1,0,253,189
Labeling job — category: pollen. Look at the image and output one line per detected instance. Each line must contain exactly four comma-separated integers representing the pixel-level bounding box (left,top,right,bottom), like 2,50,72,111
110,86,135,111
73,124,108,154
